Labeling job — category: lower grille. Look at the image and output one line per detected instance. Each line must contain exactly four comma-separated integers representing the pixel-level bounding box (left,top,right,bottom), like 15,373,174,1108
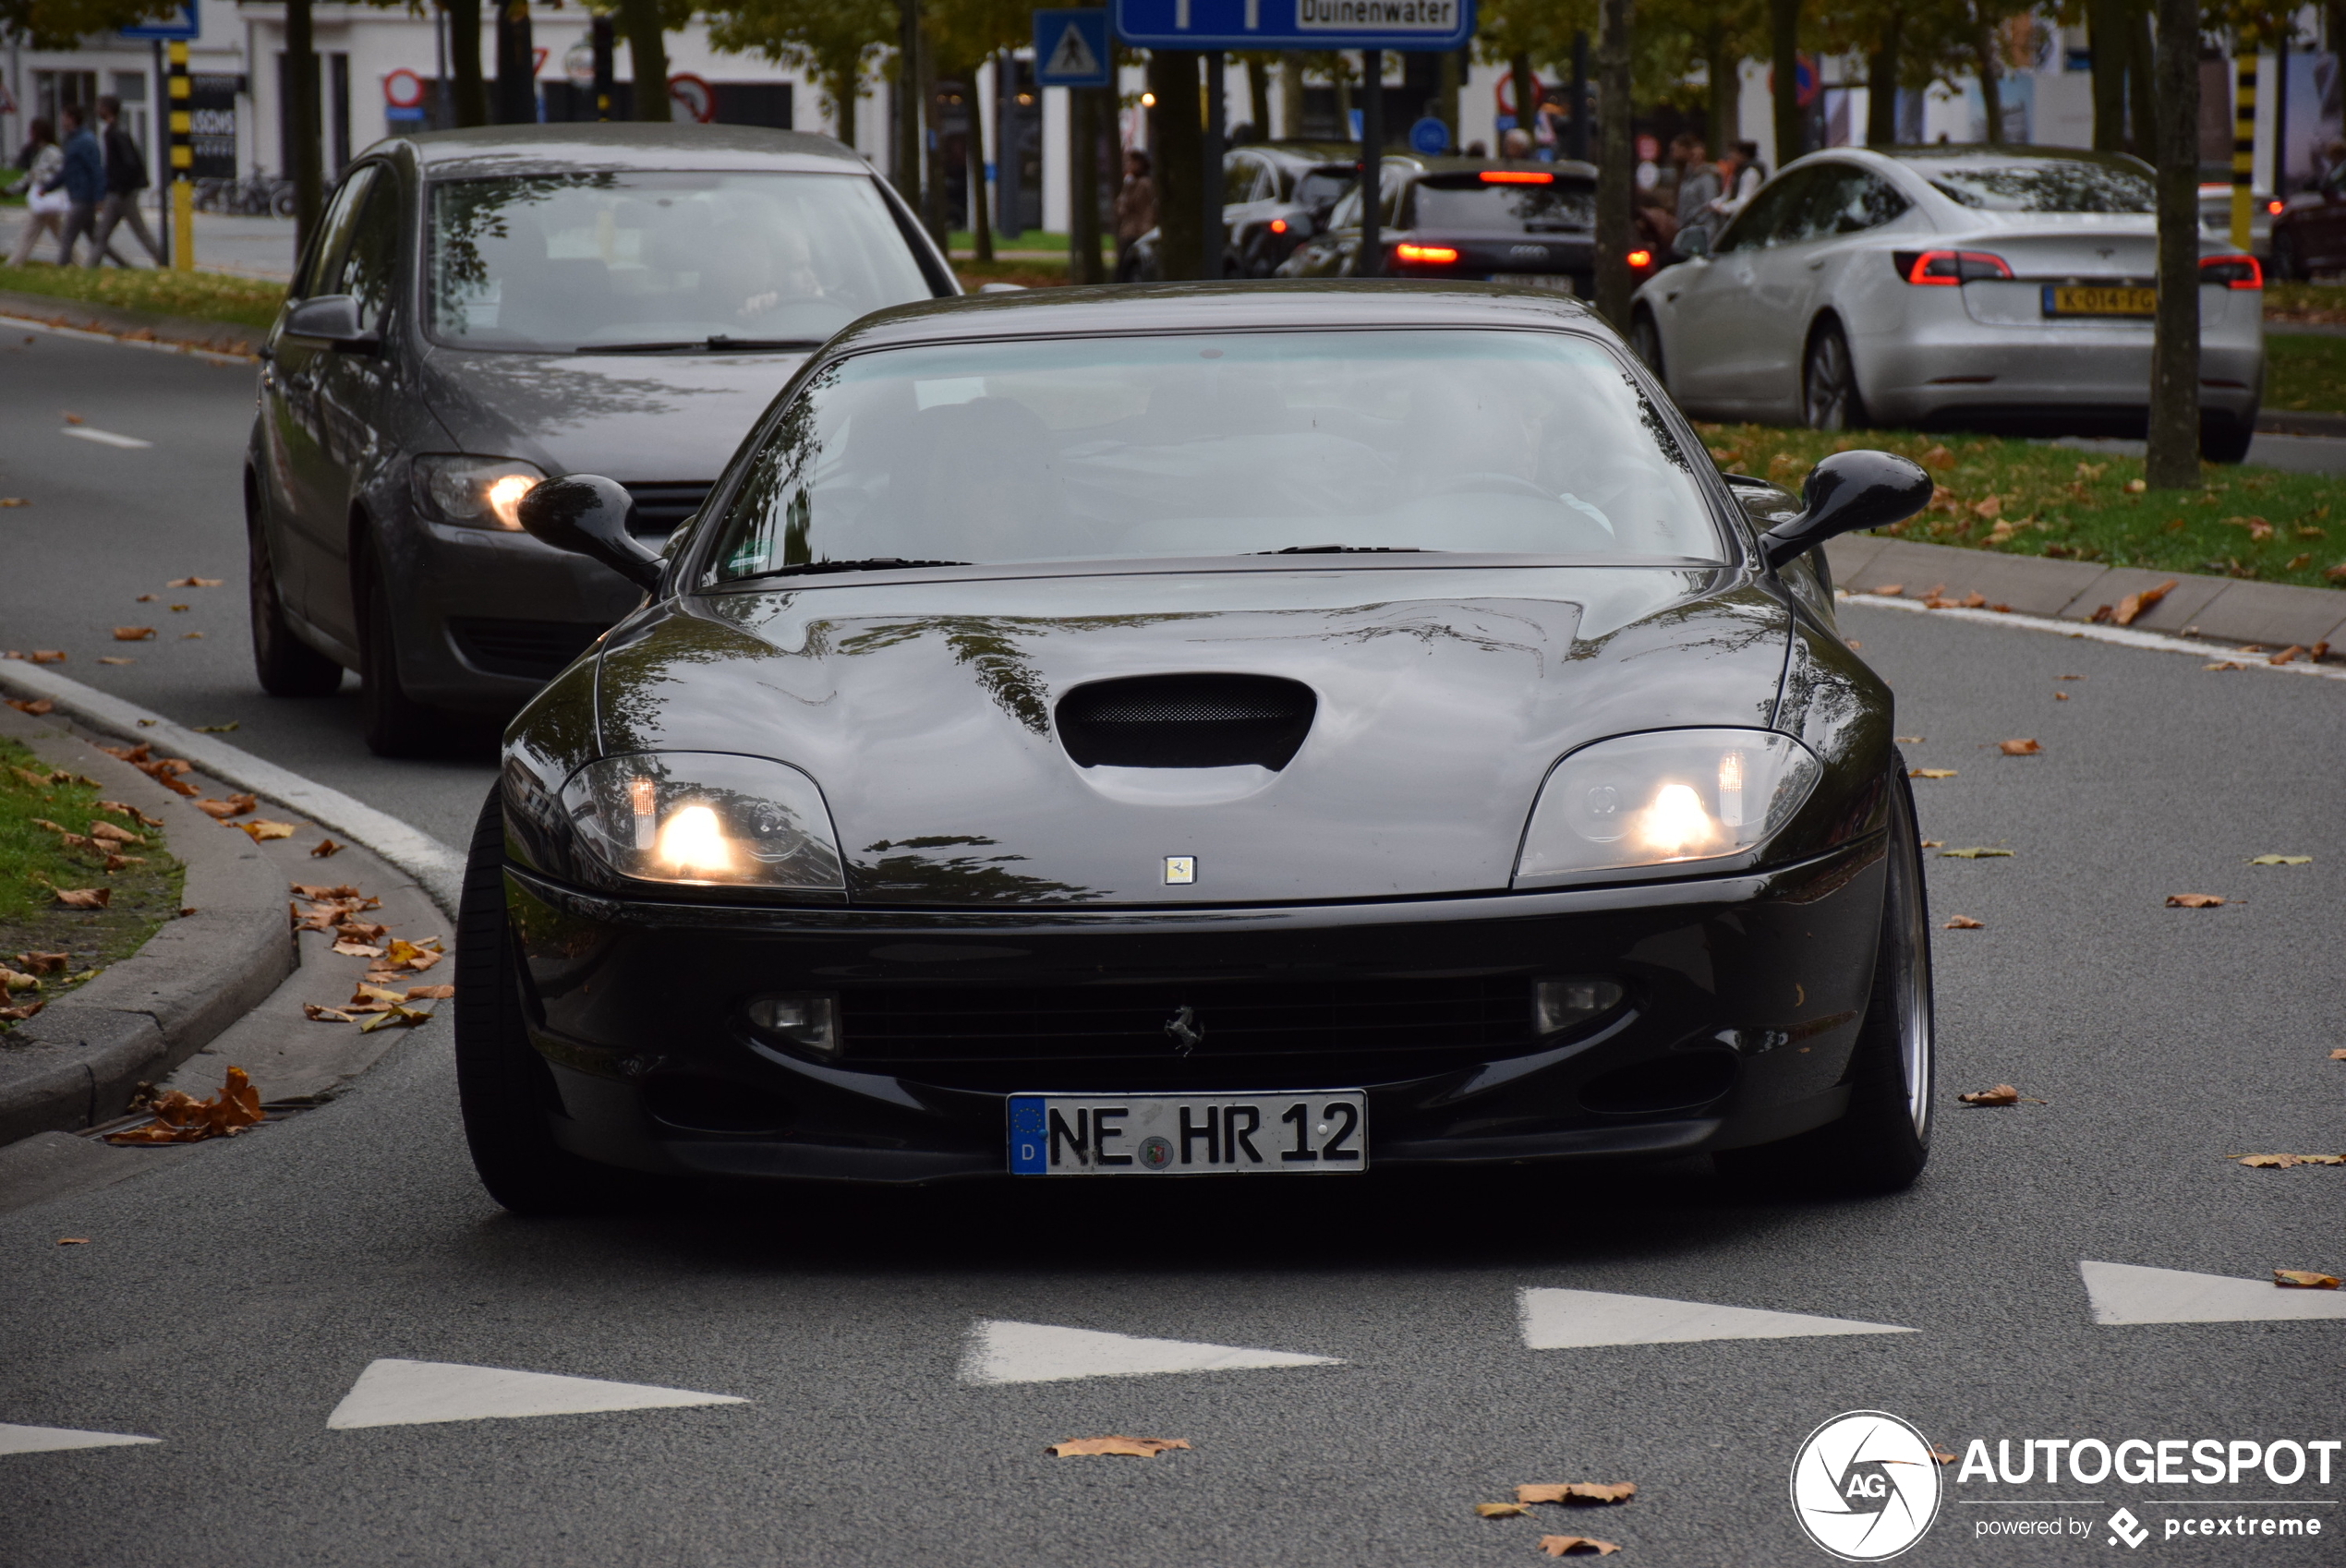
621,480,712,539
836,976,1536,1092
447,617,610,681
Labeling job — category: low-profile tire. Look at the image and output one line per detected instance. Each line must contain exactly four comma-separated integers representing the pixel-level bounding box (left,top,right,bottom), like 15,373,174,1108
455,787,658,1214
357,544,444,757
1627,308,1664,379
1716,765,1933,1196
1802,320,1868,431
248,502,342,697
2199,412,2256,464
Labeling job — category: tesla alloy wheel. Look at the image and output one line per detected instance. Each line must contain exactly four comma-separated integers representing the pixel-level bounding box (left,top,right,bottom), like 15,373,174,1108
1802,322,1868,431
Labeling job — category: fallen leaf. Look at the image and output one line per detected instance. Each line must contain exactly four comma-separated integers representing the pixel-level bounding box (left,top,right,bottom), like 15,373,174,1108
192,721,239,733
290,882,369,900
2204,661,2245,670
5,696,55,715
1874,583,1904,596
1940,847,2013,859
1518,1483,1638,1506
62,412,83,425
335,921,389,944
88,822,142,845
111,626,155,641
2298,1154,2346,1164
2054,690,2069,700
103,1066,263,1144
1959,1084,2022,1105
1894,734,1924,742
2274,1270,2340,1289
405,983,455,1000
2110,579,2178,627
1919,445,1954,470
167,576,224,588
1844,638,1861,650
0,999,44,1022
2223,514,2274,541
196,794,257,819
1942,915,1984,930
2165,893,2226,908
2329,1049,2346,1061
2233,1154,2298,1168
53,887,109,909
96,656,135,665
2123,477,2146,493
1998,739,2042,755
55,1237,88,1245
1537,1538,1620,1558
332,941,384,959
0,497,27,507
357,1005,434,1032
2247,854,2312,866
28,651,66,664
1477,1503,1532,1518
309,838,342,857
238,819,296,841
1929,1444,1957,1465
302,1004,357,1023
182,632,203,639
351,983,407,1007
1908,767,1957,779
1918,838,1943,848
1046,1437,1190,1458
2268,645,2305,666
16,952,67,974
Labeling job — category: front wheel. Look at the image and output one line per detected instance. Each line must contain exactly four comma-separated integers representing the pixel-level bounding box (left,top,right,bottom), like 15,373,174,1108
248,503,343,697
357,546,445,757
1802,321,1868,431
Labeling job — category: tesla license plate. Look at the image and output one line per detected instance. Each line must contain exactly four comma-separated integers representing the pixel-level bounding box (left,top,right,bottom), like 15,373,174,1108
1007,1093,1367,1175
2044,284,2157,317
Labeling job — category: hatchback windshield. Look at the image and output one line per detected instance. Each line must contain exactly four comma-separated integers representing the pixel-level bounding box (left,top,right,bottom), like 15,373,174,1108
428,170,932,353
1916,158,2155,213
707,329,1722,580
1410,177,1595,232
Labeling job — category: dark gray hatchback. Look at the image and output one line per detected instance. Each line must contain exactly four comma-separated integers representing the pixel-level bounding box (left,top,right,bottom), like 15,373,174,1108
245,123,956,754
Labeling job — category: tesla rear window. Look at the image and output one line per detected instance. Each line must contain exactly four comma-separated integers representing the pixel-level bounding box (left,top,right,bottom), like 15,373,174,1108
707,330,1723,579
426,170,932,353
1919,161,2155,213
1409,180,1595,232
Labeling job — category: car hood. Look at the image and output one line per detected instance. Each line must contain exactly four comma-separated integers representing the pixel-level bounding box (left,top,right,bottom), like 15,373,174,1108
419,345,805,484
590,566,1793,906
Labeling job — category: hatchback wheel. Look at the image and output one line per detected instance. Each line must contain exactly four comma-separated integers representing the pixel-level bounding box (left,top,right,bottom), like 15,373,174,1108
248,511,343,697
358,547,444,757
1802,322,1868,431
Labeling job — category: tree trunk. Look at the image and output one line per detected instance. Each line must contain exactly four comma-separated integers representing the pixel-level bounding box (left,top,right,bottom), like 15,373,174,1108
1593,0,1635,331
1867,8,1901,146
1069,86,1102,283
1279,53,1304,139
2125,2,2156,157
1973,21,2002,143
1150,50,1203,280
2086,0,2126,151
619,0,670,121
1509,53,1534,152
445,0,488,128
494,0,534,125
827,56,858,148
1705,26,1734,157
1770,0,1802,167
286,0,321,258
2146,0,2202,488
895,0,922,202
920,23,946,247
1439,47,1461,151
1246,55,1271,137
967,63,994,262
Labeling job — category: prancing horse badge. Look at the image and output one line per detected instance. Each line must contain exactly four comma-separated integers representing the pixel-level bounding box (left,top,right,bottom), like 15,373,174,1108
1163,855,1195,885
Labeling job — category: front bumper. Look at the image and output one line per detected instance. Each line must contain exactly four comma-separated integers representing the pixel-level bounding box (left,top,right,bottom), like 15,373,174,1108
503,835,1891,1184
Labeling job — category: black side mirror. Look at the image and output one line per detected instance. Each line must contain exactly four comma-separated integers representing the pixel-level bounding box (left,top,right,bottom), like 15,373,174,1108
516,475,664,592
1759,450,1932,570
283,294,380,354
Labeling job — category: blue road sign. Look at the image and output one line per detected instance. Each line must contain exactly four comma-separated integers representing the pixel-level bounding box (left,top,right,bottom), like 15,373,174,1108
1112,0,1471,53
1408,115,1449,154
120,0,199,40
1034,10,1113,88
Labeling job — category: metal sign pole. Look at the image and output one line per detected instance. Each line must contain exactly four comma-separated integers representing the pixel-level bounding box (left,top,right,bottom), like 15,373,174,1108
1203,49,1224,279
1358,48,1382,277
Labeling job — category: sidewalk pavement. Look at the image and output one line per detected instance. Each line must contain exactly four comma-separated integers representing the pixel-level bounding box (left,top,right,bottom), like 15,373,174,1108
1,208,296,281
1822,534,2346,650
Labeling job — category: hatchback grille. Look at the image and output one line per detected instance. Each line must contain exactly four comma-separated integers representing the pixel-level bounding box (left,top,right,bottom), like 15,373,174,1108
447,617,609,681
621,480,711,538
1055,673,1316,770
834,975,1534,1092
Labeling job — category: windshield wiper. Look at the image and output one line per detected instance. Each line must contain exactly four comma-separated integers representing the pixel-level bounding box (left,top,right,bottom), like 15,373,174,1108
738,557,973,580
1256,545,1428,554
589,336,826,355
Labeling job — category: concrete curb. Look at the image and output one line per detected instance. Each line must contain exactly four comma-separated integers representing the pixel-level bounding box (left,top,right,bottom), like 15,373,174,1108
1822,535,2346,651
0,706,296,1145
0,286,264,357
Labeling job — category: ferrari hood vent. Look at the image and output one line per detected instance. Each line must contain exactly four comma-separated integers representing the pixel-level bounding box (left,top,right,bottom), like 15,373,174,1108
1055,673,1317,770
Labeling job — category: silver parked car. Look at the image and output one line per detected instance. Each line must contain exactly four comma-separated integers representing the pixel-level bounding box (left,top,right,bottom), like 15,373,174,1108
1628,146,2265,462
247,124,956,754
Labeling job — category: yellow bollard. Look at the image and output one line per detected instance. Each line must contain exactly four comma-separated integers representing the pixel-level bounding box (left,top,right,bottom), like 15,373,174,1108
173,180,194,271
168,40,194,271
2231,52,2255,254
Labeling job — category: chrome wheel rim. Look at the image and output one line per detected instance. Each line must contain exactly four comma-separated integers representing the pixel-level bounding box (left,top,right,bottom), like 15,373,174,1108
1805,335,1851,429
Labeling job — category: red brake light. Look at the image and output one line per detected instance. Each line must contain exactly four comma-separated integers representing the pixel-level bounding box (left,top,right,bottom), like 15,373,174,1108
1626,248,1652,269
1481,170,1554,185
1395,243,1460,264
1896,248,2013,285
2199,254,2263,289
1268,218,1287,235
2267,199,2285,215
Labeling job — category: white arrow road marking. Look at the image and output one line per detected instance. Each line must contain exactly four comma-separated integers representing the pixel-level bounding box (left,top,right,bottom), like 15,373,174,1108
960,1320,1342,1385
2081,1261,2346,1325
61,427,151,449
1518,1286,1917,1349
0,1423,160,1455
326,1359,747,1429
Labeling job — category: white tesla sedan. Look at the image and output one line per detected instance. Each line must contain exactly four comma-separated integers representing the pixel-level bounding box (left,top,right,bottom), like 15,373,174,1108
1627,146,2266,462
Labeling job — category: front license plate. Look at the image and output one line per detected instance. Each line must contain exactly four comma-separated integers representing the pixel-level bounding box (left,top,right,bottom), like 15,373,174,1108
2044,284,2156,317
1007,1092,1367,1176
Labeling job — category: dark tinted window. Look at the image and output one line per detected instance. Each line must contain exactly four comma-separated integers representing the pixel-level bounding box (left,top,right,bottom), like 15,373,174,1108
1294,166,1353,211
336,172,402,332
1784,165,1911,243
1712,167,1817,252
1920,159,2154,212
1223,154,1264,205
297,165,376,298
1409,175,1594,232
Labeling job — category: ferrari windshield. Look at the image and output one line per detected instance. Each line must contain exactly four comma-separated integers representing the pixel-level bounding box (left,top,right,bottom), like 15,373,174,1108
707,329,1722,578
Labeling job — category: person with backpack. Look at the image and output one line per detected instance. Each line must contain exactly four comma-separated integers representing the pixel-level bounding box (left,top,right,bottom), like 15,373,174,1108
44,105,117,266
88,94,163,267
6,119,69,266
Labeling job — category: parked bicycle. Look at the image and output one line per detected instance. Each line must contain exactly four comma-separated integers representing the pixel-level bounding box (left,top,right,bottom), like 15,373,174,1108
193,171,296,219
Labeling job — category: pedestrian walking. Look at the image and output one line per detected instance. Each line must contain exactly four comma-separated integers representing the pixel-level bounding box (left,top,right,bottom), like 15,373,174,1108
6,119,69,267
89,94,163,268
48,105,114,267
1113,150,1155,276
1670,132,1721,257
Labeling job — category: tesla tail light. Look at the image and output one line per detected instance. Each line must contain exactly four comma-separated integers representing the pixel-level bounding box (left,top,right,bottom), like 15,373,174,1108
1893,249,2013,286
1534,978,1626,1035
413,455,546,530
1626,248,1652,268
2199,254,2263,290
562,753,844,890
1514,730,1821,881
1481,170,1554,185
1396,242,1459,264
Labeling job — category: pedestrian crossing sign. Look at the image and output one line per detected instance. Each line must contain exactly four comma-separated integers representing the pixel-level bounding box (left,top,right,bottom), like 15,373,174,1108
1034,9,1112,88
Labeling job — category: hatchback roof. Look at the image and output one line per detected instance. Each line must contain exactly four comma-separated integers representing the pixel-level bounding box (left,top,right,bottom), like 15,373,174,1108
386,122,873,180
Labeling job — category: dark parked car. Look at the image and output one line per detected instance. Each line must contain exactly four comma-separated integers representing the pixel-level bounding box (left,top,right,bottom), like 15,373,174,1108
2271,163,2346,279
246,123,956,754
1276,155,1662,296
1120,141,1360,280
457,283,1939,1214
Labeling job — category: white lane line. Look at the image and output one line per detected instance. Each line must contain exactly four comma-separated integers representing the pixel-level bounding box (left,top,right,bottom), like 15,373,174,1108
1,311,257,366
60,426,152,450
1841,592,2346,681
2080,1260,2346,1326
1518,1286,1917,1349
960,1319,1342,1385
0,660,465,916
0,1422,161,1454
326,1359,747,1429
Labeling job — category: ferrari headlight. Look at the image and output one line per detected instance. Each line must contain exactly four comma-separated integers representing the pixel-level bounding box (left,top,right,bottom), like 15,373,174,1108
561,753,844,890
1515,730,1821,880
413,454,546,530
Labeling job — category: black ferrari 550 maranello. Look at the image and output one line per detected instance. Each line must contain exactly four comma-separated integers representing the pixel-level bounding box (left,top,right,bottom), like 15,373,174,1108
457,282,1939,1213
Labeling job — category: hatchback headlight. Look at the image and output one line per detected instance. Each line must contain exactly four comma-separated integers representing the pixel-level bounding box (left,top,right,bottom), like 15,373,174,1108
413,454,545,530
561,753,844,890
1515,730,1821,880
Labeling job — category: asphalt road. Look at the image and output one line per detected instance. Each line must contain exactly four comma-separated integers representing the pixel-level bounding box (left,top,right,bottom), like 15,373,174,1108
4,326,2344,1567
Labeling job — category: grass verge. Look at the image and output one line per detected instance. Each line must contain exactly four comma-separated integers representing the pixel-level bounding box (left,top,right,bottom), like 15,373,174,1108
0,735,185,1029
1696,423,2346,590
2265,282,2346,324
2265,332,2346,412
0,262,284,330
